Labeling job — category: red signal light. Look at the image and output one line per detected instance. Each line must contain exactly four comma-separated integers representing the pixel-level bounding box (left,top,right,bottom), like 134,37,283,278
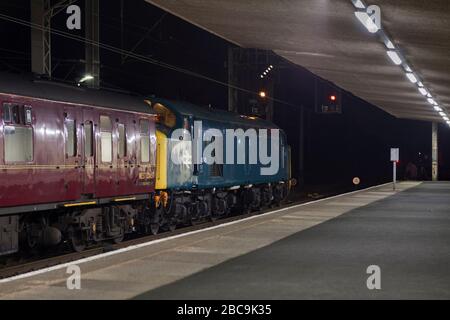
330,95,336,101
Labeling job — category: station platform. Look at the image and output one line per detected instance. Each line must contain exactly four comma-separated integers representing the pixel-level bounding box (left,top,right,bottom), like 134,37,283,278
1,181,449,299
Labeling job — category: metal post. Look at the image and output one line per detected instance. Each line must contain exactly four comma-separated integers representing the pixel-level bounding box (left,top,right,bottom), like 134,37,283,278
432,122,439,181
393,161,397,191
85,0,100,88
265,80,274,122
298,105,305,187
31,0,52,77
228,47,238,113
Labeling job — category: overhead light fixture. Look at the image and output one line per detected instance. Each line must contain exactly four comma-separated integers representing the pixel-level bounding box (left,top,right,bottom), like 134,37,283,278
434,106,443,112
444,116,449,121
406,73,417,83
404,65,412,72
352,0,366,9
417,81,424,87
385,39,395,49
354,11,379,33
427,93,432,98
386,51,402,65
418,88,428,96
439,112,446,117
428,98,437,105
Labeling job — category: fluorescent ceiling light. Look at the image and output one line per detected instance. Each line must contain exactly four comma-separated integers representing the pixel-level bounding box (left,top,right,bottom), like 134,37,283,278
417,81,424,87
418,88,428,96
447,121,450,126
444,116,449,121
355,12,379,33
385,39,395,49
406,73,417,83
352,0,365,9
427,93,432,98
404,65,412,72
434,106,442,112
439,112,446,117
428,98,437,105
386,51,402,65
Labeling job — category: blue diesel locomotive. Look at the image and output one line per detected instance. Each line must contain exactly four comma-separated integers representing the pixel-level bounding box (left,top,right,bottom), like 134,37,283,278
148,98,293,232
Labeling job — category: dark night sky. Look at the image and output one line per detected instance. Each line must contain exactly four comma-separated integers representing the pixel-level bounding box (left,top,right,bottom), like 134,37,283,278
0,0,449,186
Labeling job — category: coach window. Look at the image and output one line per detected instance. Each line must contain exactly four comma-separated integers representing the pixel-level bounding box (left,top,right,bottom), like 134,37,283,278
2,103,12,123
100,115,112,163
3,103,34,163
140,119,150,163
118,124,126,158
65,119,76,157
4,126,33,163
84,121,93,157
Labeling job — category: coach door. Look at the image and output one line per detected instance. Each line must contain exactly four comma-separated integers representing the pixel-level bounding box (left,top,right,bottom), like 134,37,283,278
115,113,135,195
96,113,116,197
81,108,96,196
63,108,82,199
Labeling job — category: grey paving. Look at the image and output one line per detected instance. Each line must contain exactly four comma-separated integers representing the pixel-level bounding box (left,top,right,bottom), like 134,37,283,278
135,182,450,300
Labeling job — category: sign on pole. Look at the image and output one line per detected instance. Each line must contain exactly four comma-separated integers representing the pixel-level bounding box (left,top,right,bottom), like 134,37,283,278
390,148,399,190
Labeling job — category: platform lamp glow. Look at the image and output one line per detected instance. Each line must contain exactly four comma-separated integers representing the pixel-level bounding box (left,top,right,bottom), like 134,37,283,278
78,74,94,86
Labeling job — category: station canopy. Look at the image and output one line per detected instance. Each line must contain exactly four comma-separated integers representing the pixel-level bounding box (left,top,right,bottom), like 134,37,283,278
146,0,450,122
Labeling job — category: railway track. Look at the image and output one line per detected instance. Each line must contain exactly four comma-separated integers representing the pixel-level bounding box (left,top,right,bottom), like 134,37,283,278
0,196,319,281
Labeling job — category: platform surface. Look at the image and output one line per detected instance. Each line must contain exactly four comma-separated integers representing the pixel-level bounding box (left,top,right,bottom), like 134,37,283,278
1,181,449,299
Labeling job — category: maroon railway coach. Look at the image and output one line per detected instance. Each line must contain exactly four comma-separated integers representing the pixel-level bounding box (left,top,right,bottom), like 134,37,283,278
0,73,157,255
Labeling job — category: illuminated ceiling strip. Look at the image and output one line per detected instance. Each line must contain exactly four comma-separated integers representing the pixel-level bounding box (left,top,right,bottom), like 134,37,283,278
352,1,448,122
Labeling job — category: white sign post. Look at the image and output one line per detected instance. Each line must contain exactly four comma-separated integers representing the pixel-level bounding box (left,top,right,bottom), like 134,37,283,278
390,148,399,191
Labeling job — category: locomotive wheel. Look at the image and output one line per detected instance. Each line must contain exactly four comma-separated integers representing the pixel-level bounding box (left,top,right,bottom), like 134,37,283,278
149,223,160,235
190,216,201,226
68,227,86,253
163,222,176,232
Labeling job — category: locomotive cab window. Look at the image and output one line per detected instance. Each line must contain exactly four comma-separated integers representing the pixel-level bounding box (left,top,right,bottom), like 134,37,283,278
140,119,150,163
153,103,176,128
100,115,112,163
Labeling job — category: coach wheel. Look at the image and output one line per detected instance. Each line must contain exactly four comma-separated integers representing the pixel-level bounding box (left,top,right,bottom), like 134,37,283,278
112,233,124,244
68,227,86,252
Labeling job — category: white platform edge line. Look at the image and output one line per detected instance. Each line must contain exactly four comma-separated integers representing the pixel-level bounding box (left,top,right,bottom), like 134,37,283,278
0,182,394,284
